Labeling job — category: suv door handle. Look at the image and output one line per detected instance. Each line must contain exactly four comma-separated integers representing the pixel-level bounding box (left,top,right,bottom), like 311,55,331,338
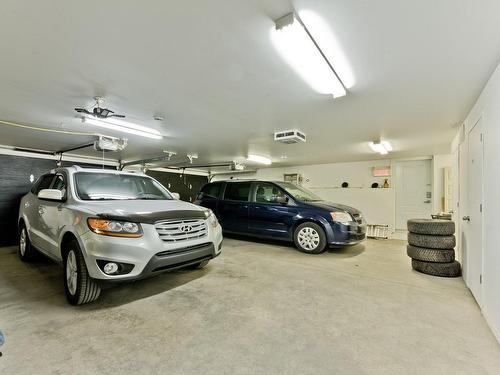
462,216,470,222
38,207,44,215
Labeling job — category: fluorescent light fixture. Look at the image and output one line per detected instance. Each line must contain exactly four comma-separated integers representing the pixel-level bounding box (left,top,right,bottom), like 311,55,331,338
271,11,350,98
381,141,392,152
369,141,392,155
247,154,272,165
83,116,163,140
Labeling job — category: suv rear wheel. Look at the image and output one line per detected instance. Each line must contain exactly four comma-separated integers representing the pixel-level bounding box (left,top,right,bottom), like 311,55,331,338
19,224,37,262
63,240,101,305
294,222,327,254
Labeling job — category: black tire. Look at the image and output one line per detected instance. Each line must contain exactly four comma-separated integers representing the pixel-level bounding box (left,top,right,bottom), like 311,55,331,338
293,222,327,254
18,224,37,262
408,232,455,249
407,245,455,263
411,259,461,278
185,260,209,269
407,219,455,235
63,240,101,305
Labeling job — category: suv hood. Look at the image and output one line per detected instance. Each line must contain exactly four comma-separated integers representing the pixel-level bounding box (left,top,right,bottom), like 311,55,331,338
304,201,361,215
81,199,207,224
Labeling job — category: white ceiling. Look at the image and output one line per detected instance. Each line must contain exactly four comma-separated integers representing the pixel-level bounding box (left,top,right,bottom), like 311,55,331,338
1,0,500,167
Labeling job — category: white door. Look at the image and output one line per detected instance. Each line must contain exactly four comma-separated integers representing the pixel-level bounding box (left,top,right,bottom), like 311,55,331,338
457,141,467,265
464,118,483,305
395,160,433,229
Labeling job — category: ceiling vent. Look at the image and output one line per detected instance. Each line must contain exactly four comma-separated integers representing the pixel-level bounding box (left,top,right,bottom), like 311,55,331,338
274,129,306,144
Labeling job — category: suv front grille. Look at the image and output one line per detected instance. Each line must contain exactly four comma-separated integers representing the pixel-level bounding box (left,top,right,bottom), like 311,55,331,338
155,219,207,242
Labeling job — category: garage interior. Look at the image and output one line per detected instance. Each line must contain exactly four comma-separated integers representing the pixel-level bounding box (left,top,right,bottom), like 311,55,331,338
1,1,500,374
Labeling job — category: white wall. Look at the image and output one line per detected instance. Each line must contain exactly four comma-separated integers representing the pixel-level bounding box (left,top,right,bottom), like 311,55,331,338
432,154,453,213
454,61,500,342
213,158,444,235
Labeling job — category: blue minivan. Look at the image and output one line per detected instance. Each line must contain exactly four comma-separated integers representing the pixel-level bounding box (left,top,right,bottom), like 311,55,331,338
195,180,366,254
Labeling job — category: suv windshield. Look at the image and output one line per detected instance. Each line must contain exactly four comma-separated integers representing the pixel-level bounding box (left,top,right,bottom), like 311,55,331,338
275,182,322,202
74,172,173,201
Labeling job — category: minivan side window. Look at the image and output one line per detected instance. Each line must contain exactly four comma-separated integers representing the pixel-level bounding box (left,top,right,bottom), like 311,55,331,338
200,183,221,199
254,183,283,204
33,174,55,195
223,182,251,201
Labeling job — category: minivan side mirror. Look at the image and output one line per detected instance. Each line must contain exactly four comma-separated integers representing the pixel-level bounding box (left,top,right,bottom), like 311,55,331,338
38,189,64,201
171,192,181,200
276,195,288,205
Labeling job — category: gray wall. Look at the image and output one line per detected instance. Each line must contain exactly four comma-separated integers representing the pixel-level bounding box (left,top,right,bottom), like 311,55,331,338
0,154,114,246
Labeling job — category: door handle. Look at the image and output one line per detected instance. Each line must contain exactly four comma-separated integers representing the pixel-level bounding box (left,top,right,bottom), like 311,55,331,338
424,200,431,203
462,216,470,222
38,206,44,215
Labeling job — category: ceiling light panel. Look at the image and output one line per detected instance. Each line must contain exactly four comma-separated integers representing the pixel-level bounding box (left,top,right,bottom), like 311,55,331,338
83,117,163,140
247,154,272,165
271,12,348,98
369,141,392,155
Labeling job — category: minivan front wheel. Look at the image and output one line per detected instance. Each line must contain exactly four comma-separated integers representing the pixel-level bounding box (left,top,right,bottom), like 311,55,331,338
294,222,327,254
63,240,101,305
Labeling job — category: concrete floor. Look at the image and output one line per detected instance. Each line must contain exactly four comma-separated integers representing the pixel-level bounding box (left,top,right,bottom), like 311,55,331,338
0,238,499,375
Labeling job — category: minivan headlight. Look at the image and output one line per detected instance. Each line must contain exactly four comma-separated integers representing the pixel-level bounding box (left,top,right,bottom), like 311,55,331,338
203,209,219,228
330,212,353,224
87,218,143,238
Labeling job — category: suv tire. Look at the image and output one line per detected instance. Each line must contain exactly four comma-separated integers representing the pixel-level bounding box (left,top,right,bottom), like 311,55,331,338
186,260,209,269
294,222,327,254
63,240,101,305
407,245,455,263
19,224,37,262
407,232,456,249
411,259,461,277
407,219,455,235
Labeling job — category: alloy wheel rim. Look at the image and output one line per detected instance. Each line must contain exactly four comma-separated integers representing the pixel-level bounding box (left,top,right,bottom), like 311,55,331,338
66,251,78,296
298,227,320,250
20,229,26,256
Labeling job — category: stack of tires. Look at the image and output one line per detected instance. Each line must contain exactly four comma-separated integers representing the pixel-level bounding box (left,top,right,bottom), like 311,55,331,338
407,219,461,277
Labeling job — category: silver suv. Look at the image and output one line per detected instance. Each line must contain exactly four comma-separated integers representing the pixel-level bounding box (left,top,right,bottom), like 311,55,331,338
18,166,223,305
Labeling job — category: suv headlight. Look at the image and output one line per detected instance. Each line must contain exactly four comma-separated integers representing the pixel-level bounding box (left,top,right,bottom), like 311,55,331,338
87,218,143,238
203,209,219,228
330,212,353,224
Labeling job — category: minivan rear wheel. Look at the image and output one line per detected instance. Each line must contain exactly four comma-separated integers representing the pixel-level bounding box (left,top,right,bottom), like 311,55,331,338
63,240,101,305
294,222,327,254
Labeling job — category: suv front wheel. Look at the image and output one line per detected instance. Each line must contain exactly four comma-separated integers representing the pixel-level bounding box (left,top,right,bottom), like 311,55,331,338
63,240,101,305
294,222,327,254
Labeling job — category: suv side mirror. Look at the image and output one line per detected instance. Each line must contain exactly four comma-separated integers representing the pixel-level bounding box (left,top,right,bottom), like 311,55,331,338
38,189,63,201
276,195,288,205
171,192,180,200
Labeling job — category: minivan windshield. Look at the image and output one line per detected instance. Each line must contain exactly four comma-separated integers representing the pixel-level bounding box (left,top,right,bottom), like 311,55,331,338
275,182,322,202
74,172,173,201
